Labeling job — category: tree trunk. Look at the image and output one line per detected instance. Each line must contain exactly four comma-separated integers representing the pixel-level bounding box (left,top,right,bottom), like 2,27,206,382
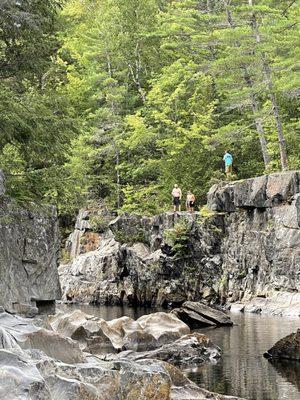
242,68,270,168
249,0,288,170
222,0,270,169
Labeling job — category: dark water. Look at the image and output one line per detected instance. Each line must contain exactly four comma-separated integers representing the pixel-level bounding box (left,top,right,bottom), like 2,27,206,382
57,304,300,400
185,313,300,400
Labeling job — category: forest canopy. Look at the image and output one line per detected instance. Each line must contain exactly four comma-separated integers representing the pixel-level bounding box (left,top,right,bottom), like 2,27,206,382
0,0,299,217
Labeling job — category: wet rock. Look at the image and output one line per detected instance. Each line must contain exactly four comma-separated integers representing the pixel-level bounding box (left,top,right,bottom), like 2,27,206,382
49,310,191,354
172,302,233,329
171,308,216,329
22,328,85,364
264,329,300,361
0,310,244,400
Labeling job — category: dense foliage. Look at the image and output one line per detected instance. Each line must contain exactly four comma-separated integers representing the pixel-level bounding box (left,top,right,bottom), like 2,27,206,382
0,0,299,216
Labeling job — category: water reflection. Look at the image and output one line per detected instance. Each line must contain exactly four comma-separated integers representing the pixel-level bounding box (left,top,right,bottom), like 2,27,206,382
55,304,299,400
184,313,300,400
56,303,158,320
269,360,300,392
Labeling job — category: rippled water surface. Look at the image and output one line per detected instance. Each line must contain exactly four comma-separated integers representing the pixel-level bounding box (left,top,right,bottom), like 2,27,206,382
56,304,300,400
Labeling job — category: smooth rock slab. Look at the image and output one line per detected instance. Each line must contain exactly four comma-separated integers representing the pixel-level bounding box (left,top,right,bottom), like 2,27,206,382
173,302,233,329
137,312,190,341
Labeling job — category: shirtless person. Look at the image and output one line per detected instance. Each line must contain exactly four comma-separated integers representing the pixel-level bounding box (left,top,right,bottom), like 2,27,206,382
172,184,182,212
186,191,196,213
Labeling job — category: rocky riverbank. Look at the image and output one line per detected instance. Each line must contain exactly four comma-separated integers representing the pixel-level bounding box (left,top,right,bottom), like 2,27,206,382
0,309,242,400
59,171,300,317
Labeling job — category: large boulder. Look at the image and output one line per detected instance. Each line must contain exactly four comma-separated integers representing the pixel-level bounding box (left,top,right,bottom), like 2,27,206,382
264,329,300,361
48,310,191,354
172,302,233,329
234,175,267,208
0,349,51,400
266,171,300,206
137,312,190,344
0,311,85,364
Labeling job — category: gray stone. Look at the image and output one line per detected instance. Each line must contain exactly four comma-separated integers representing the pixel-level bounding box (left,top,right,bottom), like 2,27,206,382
0,311,243,400
207,182,236,212
107,332,220,367
234,175,267,208
171,308,217,329
59,171,300,315
171,302,232,329
265,329,300,361
0,193,61,312
266,171,300,206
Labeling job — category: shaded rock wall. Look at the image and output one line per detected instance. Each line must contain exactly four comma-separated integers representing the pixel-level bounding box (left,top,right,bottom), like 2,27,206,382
61,171,300,315
209,171,300,315
0,171,61,312
60,211,224,307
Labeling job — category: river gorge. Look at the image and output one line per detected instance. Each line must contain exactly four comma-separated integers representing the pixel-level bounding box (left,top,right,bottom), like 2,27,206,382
0,169,299,399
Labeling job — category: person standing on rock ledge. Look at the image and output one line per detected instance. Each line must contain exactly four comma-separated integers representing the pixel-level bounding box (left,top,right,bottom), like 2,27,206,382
172,184,182,212
186,191,196,213
223,150,233,178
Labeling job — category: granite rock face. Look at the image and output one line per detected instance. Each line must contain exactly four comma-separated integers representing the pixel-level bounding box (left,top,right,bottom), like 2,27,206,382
60,212,224,307
0,171,61,313
60,171,300,316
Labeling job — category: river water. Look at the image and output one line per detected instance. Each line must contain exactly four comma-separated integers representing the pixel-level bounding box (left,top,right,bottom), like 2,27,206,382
56,304,300,400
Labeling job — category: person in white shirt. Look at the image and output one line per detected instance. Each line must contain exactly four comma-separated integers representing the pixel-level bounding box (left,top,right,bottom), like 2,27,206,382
172,184,182,212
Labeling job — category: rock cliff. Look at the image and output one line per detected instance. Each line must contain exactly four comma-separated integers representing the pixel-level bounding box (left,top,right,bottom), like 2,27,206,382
0,170,61,314
60,171,300,316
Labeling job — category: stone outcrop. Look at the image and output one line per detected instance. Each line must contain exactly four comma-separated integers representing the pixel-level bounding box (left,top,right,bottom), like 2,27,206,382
60,170,300,316
0,170,61,314
264,329,300,361
47,309,220,365
65,204,114,260
0,310,242,400
60,212,224,307
171,301,233,329
217,172,300,316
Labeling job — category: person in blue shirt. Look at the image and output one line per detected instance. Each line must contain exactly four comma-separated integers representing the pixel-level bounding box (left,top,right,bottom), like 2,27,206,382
223,150,233,178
